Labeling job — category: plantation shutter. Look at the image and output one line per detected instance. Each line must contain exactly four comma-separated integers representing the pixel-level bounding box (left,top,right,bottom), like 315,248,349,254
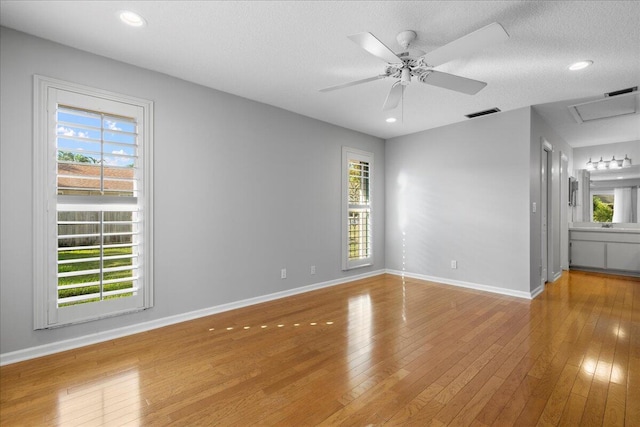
56,104,142,309
348,159,371,259
342,147,373,270
35,81,154,328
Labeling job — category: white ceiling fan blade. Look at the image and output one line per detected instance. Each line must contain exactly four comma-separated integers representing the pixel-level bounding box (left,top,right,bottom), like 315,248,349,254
348,32,403,64
423,22,509,67
319,75,385,92
383,82,404,111
421,70,487,95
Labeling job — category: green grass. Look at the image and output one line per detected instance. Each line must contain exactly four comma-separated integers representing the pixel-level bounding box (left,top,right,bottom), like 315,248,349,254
58,247,135,305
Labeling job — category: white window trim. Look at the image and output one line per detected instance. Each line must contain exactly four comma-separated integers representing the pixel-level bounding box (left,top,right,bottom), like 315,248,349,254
33,75,154,329
342,147,373,270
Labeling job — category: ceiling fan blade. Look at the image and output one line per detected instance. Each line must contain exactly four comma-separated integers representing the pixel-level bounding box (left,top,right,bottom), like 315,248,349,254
383,82,404,111
319,75,385,92
348,32,403,64
423,22,509,67
421,70,487,95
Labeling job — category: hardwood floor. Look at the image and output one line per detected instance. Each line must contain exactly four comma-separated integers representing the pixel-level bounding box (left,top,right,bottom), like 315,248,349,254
1,271,639,426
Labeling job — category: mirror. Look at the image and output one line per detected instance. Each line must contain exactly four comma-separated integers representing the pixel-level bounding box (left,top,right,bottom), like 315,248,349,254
573,165,640,223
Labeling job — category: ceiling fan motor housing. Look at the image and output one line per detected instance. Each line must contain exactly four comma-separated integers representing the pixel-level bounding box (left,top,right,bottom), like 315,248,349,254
385,57,431,85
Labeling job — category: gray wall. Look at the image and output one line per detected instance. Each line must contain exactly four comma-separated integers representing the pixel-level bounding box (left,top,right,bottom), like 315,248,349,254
0,28,385,355
385,108,532,294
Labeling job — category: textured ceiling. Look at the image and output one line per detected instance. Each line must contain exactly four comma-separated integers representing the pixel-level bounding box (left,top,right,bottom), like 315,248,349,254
534,93,640,148
1,1,639,144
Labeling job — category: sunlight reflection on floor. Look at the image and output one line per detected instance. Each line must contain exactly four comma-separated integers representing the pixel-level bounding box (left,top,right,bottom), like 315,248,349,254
348,293,373,379
56,368,141,426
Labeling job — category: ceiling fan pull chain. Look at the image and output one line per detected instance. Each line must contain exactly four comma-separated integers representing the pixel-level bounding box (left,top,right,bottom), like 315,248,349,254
401,86,404,124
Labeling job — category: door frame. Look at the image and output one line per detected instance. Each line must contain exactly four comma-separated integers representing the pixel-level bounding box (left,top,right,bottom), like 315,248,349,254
541,139,554,286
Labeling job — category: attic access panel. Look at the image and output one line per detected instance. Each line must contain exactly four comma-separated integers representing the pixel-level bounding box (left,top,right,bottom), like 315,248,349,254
568,91,639,123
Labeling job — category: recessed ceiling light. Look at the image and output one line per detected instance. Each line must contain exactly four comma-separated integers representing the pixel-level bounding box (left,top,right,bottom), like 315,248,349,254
386,117,397,123
119,10,146,27
568,60,593,71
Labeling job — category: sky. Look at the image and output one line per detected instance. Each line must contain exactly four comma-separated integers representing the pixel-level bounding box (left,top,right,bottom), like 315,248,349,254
57,107,137,167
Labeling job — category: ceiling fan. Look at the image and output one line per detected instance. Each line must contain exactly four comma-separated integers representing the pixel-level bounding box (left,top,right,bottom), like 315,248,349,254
320,22,509,111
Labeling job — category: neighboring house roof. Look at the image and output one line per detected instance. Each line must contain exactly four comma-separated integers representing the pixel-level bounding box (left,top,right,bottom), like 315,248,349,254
58,163,134,192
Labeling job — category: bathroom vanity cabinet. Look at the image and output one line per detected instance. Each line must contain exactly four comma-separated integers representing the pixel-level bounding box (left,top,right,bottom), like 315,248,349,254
569,228,640,275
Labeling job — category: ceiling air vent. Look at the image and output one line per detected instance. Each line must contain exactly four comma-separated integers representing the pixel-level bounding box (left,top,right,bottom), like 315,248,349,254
606,86,637,97
568,89,639,123
465,107,501,119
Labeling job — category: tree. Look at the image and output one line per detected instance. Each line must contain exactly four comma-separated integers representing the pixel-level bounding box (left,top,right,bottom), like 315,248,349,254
57,151,98,164
593,196,613,222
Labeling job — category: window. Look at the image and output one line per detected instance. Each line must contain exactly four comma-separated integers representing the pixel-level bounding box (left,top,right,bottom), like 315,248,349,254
34,76,153,329
591,187,636,223
592,191,614,222
342,147,373,270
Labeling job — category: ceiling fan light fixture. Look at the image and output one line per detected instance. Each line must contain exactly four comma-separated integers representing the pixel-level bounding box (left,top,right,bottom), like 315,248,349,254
400,68,411,85
568,60,593,71
119,10,146,27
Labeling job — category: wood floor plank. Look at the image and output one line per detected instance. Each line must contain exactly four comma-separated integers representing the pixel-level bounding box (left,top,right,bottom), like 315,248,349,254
626,283,640,426
514,395,547,426
474,356,536,425
446,375,505,426
536,362,579,426
581,376,610,426
1,271,638,426
557,392,587,426
603,382,626,427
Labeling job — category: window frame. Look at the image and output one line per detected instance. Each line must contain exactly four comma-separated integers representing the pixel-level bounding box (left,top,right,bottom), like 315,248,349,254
341,147,374,270
33,75,154,329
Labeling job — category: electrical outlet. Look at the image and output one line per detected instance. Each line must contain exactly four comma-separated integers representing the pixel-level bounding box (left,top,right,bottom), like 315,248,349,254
451,260,457,269
310,265,316,275
281,268,287,279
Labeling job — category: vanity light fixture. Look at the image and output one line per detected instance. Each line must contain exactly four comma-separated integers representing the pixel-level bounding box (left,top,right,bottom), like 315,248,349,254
568,60,593,71
586,158,594,170
119,10,146,27
586,154,632,170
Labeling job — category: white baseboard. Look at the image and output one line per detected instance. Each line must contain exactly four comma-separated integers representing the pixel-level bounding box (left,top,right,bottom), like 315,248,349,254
0,269,385,366
386,269,537,300
530,284,545,299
